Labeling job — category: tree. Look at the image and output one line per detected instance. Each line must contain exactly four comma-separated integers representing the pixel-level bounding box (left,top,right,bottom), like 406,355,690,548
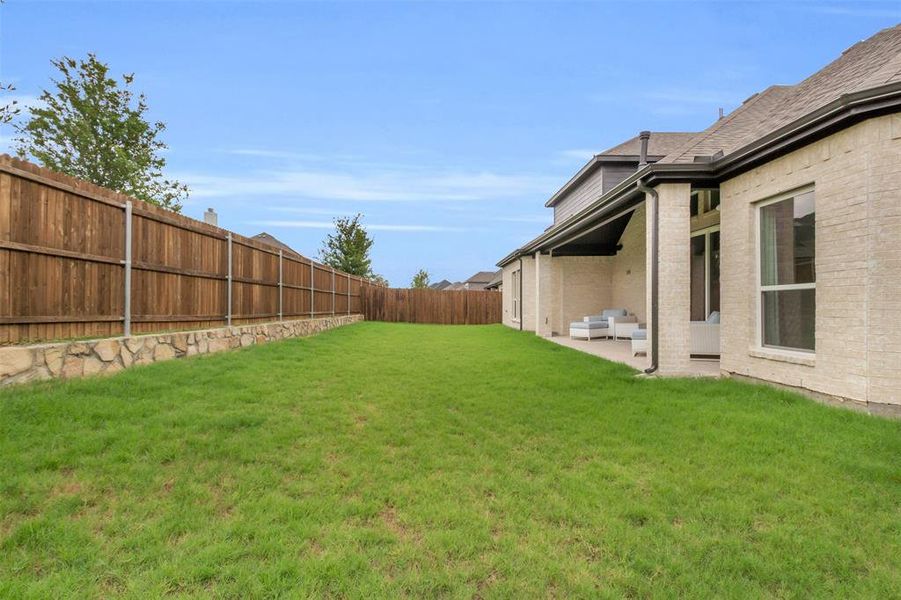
370,274,389,287
14,54,188,211
0,82,19,125
319,213,375,277
410,269,430,289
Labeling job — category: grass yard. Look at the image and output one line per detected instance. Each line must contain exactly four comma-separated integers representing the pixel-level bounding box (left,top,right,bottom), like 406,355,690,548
1,322,899,598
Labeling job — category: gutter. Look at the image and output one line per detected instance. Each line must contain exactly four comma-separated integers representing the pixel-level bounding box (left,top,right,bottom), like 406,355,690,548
635,178,658,375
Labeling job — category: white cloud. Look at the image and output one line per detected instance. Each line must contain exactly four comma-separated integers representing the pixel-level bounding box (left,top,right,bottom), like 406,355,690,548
249,219,473,233
179,166,557,203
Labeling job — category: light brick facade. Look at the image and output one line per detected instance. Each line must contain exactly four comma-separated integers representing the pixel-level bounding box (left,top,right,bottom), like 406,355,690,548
500,114,900,412
720,114,901,408
502,208,646,336
648,184,693,375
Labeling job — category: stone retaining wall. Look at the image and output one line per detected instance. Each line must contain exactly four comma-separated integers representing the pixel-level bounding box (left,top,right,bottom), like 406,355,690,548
0,315,363,386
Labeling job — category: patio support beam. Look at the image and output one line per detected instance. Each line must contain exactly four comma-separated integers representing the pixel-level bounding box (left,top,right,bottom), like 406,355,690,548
647,183,693,374
534,250,556,337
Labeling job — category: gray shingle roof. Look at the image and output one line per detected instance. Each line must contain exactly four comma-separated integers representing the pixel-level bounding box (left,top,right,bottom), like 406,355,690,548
661,24,901,164
599,132,697,157
252,232,302,257
465,271,498,284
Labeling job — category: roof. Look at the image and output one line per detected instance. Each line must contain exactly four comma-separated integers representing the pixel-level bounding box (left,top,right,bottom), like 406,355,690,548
660,24,901,164
465,271,497,284
599,132,697,157
252,232,302,257
430,279,453,290
485,270,503,289
499,24,901,267
546,131,697,207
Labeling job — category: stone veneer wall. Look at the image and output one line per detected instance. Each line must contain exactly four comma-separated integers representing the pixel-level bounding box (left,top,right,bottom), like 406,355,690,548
0,315,363,386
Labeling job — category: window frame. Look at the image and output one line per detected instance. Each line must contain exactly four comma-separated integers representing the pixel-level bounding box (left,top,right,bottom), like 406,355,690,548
690,224,720,321
754,185,816,355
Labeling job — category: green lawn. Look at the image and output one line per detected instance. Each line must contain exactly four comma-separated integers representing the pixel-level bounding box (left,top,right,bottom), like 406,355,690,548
1,322,899,598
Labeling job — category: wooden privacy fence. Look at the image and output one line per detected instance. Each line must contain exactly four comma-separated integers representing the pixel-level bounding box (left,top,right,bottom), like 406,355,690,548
362,286,502,325
0,156,368,345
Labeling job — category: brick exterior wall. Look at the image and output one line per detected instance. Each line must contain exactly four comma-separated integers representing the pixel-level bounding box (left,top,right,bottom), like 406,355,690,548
649,184,693,374
502,256,535,330
501,207,646,337
720,114,901,408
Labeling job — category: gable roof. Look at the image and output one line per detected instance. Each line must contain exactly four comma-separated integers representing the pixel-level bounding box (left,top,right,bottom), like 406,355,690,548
252,232,302,257
465,271,498,284
430,279,453,290
660,24,901,164
546,131,697,207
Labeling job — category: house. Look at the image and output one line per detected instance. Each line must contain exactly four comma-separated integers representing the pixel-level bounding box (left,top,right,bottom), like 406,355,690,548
463,270,500,290
430,279,454,291
484,270,503,291
252,232,303,258
497,25,901,415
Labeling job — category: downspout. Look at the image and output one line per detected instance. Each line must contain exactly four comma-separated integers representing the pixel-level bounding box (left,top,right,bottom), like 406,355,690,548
636,177,658,374
518,257,523,331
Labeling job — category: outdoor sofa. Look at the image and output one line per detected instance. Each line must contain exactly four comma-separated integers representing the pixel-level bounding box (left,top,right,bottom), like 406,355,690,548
569,308,637,340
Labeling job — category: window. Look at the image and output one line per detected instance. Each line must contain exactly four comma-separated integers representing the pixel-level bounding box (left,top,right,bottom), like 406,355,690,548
757,189,815,352
690,228,720,321
511,269,521,320
691,189,720,217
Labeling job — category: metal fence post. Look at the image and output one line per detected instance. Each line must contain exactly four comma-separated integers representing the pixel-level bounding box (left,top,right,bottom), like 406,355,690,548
278,250,283,321
123,201,132,337
226,232,233,326
309,260,314,319
331,267,336,315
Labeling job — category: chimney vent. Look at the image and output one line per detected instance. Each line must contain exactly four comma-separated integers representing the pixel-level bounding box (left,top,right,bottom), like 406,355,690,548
203,208,218,227
638,131,651,168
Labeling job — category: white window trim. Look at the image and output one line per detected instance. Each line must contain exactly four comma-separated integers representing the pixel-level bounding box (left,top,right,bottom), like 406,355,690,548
753,184,816,357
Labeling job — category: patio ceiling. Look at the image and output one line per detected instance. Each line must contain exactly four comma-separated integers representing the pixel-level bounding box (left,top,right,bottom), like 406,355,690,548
549,208,635,257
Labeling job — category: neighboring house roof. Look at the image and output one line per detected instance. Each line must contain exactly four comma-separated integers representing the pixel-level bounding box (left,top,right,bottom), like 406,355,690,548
444,282,466,291
546,132,697,207
485,270,503,290
465,271,498,285
430,279,453,290
252,232,302,257
500,24,901,267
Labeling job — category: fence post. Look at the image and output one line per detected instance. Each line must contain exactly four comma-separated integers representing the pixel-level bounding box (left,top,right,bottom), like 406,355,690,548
347,273,351,315
278,250,283,321
331,267,336,315
123,201,132,337
309,260,314,319
226,232,232,326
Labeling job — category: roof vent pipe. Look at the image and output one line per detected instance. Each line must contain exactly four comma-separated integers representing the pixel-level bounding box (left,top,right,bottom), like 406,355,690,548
638,130,651,168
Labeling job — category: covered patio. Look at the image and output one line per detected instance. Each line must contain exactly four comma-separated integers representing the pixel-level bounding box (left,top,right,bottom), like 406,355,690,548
549,335,721,377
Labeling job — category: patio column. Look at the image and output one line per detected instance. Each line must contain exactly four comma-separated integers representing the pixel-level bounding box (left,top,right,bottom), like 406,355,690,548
647,183,692,374
534,251,555,336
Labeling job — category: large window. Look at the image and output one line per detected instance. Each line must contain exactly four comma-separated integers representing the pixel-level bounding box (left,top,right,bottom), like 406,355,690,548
511,269,521,320
758,188,815,352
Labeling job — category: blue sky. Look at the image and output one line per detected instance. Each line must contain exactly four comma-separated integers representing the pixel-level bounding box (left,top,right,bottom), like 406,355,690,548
1,1,898,285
